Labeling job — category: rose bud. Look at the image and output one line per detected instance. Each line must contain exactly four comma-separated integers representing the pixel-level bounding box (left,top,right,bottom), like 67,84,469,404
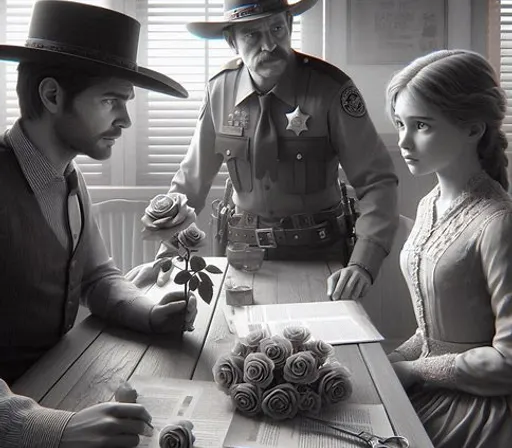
159,420,195,448
317,363,353,406
230,383,262,417
114,381,138,403
261,383,299,420
259,336,293,369
243,352,275,389
283,351,319,384
212,355,245,392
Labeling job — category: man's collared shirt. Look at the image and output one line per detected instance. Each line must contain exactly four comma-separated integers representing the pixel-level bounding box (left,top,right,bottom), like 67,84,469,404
7,120,82,252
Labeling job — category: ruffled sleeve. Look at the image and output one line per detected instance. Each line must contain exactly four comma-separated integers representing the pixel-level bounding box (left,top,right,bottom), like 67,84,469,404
388,328,424,362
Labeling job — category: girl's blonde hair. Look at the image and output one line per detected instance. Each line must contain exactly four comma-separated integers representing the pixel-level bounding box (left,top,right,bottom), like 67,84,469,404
386,49,509,190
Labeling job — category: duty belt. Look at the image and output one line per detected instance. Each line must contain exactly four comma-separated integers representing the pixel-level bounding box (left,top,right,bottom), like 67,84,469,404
227,203,351,249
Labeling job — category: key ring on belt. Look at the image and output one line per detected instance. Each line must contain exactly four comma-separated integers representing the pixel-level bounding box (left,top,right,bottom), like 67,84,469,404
305,416,410,447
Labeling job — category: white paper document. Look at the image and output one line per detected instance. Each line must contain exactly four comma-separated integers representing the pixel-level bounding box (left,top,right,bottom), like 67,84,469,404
223,403,395,448
127,376,235,448
230,301,383,345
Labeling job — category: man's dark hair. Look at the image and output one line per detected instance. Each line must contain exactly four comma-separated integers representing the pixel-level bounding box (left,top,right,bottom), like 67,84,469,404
16,61,107,119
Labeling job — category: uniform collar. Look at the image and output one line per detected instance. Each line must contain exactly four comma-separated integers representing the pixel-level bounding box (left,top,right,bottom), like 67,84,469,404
7,119,75,193
235,50,299,107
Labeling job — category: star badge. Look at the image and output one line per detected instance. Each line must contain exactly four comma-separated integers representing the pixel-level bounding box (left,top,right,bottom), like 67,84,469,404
285,106,310,136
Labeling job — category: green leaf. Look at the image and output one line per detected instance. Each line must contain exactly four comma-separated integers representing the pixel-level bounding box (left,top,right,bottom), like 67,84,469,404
205,264,223,274
174,270,192,285
198,279,213,305
190,255,207,272
197,271,213,288
189,275,199,291
160,259,173,273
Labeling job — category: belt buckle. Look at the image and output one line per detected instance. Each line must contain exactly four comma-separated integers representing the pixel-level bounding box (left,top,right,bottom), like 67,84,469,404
255,228,277,248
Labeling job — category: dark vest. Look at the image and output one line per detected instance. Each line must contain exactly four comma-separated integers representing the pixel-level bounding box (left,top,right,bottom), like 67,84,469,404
0,133,89,384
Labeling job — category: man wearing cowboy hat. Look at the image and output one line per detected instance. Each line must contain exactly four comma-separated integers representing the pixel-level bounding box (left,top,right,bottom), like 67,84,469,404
0,1,195,447
148,0,399,301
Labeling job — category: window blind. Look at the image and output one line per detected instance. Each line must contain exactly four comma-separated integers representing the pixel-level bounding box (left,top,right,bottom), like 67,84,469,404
1,0,304,187
135,0,302,187
501,1,512,142
0,0,111,185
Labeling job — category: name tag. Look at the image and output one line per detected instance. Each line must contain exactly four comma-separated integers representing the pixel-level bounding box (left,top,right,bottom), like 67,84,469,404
221,125,244,137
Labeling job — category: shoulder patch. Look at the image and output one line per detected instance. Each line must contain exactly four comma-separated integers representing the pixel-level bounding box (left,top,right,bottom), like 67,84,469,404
340,85,367,118
209,57,243,81
298,52,350,86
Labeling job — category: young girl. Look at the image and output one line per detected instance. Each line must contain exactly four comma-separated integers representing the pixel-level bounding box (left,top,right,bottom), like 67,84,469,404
386,49,512,447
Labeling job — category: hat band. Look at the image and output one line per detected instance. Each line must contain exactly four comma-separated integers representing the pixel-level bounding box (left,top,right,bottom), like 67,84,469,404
224,3,263,20
25,38,137,70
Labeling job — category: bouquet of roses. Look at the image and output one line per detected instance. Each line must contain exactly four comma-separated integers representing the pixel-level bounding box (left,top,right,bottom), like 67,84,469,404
212,326,353,420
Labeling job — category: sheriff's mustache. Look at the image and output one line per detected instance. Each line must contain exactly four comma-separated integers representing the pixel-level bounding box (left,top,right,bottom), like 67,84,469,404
257,47,288,64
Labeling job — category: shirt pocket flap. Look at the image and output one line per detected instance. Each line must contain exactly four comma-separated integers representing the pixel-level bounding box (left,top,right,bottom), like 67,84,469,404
214,134,250,161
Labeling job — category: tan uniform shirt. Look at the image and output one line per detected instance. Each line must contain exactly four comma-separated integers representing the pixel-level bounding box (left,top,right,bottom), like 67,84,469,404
170,51,399,279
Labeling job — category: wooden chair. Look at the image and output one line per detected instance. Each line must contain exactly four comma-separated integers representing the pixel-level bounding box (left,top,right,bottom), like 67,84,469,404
91,199,161,274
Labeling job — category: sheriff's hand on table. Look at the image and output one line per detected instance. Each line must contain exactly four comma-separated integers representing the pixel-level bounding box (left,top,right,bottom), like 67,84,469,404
327,265,372,301
59,402,152,448
150,291,198,333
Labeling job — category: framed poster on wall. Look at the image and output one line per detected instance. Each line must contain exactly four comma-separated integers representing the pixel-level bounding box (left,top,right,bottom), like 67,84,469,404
347,0,448,65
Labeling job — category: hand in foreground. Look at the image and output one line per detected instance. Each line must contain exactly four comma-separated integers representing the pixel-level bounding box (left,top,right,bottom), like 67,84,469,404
59,402,152,448
150,291,198,333
392,361,420,390
125,258,174,289
327,265,372,301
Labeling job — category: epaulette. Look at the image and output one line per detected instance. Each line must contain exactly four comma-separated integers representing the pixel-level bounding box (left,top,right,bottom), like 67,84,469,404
296,52,350,86
209,57,244,81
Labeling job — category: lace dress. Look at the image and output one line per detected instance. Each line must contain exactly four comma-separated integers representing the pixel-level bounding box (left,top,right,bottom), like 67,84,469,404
393,172,512,447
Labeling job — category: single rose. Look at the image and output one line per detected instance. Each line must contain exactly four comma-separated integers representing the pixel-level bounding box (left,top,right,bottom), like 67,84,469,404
114,381,138,403
177,223,206,249
282,326,311,350
212,355,245,392
259,336,293,368
283,351,319,384
244,352,275,389
142,193,194,231
304,340,334,365
261,383,299,420
159,420,195,448
230,383,262,417
316,363,353,406
231,340,251,358
245,328,269,350
296,385,322,415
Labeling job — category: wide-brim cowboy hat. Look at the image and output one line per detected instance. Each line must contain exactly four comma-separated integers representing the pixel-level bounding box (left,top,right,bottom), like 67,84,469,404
187,0,319,39
0,0,188,98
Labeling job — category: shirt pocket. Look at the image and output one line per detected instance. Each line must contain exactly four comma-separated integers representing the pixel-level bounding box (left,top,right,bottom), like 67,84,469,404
214,133,252,192
277,136,336,194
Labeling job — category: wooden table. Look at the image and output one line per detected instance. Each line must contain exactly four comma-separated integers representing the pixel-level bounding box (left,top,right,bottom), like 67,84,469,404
13,257,433,448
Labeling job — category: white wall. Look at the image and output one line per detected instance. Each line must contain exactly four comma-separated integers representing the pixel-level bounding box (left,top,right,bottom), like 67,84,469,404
324,0,472,134
318,0,482,219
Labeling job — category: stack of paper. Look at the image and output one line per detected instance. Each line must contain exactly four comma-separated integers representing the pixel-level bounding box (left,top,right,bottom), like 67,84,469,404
223,403,395,448
128,376,235,448
226,301,383,345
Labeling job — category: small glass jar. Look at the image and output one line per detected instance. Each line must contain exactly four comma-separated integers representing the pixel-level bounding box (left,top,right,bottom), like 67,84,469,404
226,242,265,272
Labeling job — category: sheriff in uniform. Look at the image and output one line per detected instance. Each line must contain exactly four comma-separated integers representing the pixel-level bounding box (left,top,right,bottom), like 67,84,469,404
164,0,399,300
